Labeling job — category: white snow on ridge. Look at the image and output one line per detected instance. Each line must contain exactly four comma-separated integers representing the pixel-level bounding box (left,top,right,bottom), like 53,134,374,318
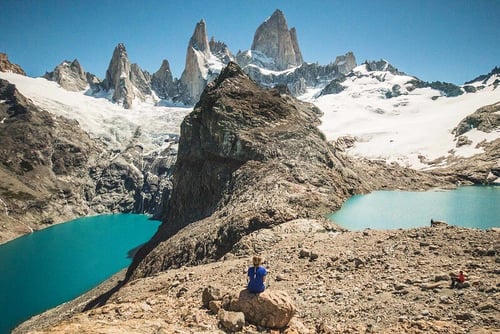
304,69,500,169
0,72,191,154
1,68,498,171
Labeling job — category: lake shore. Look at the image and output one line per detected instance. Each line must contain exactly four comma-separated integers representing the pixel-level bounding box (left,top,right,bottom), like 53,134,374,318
14,220,500,333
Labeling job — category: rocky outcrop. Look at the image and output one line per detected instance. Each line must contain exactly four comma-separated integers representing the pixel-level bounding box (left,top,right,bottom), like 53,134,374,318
334,52,357,75
151,59,176,99
178,20,211,105
43,59,90,91
0,53,25,75
364,59,405,75
130,63,152,97
464,66,500,86
454,101,500,136
250,9,303,70
127,61,354,278
102,43,151,108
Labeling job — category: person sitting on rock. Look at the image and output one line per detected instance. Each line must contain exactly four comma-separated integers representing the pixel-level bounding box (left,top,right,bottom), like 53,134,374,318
450,270,466,288
247,255,267,293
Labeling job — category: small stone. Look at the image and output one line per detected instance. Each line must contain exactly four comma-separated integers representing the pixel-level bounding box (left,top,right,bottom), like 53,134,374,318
208,300,222,314
218,309,245,332
202,285,223,308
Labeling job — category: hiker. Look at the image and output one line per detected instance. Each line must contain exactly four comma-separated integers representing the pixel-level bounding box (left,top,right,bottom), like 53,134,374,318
247,255,267,293
450,270,466,288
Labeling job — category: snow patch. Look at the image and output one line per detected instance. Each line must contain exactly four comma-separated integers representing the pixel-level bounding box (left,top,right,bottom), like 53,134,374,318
0,71,191,154
302,69,500,169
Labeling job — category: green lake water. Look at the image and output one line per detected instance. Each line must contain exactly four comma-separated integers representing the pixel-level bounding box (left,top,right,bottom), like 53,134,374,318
329,186,500,231
0,214,161,334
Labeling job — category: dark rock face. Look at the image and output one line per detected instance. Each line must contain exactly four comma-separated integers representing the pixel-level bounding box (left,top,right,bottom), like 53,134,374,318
407,78,463,97
250,9,303,70
0,79,103,239
0,53,25,75
43,59,90,92
319,76,346,96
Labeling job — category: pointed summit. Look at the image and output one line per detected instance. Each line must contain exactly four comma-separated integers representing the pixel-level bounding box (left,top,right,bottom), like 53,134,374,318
102,43,151,108
251,9,303,70
189,20,210,55
151,59,176,99
103,43,134,108
179,19,229,105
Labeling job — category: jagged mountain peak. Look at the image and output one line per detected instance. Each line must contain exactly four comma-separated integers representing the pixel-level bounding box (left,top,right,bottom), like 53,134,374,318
151,59,176,100
43,58,90,92
189,19,210,55
250,8,303,71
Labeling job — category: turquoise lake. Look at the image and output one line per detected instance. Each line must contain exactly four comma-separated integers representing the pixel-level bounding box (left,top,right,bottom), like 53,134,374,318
329,186,500,231
0,214,161,334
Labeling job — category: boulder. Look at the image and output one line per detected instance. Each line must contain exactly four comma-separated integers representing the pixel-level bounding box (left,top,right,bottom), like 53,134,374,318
228,289,296,329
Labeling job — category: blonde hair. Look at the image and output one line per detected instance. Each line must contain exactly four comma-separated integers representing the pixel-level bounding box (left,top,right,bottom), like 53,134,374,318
252,256,263,267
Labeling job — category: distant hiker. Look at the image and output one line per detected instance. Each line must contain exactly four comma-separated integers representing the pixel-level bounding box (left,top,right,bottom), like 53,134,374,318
450,270,466,288
247,255,267,293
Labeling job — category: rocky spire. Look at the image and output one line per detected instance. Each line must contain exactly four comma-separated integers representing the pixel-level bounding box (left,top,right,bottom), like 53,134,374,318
0,53,26,75
189,19,210,56
43,59,89,91
251,9,303,70
151,59,176,99
179,20,214,105
103,43,135,109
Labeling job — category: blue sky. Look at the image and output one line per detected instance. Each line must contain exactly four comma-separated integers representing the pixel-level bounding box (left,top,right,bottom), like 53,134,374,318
1,0,499,84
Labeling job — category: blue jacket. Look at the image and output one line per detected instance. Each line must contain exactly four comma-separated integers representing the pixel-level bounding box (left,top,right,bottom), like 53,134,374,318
247,266,267,293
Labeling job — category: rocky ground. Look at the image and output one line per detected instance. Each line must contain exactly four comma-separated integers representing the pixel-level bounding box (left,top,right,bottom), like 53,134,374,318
16,219,499,334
